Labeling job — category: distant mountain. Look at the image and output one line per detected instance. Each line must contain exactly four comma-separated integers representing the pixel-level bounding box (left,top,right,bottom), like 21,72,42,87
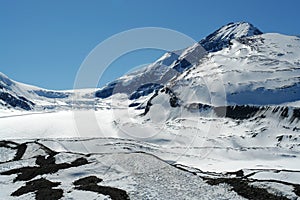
0,72,95,111
95,22,264,100
0,72,36,110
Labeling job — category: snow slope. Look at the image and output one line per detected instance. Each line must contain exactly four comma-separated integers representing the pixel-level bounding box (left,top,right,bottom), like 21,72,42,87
164,33,300,106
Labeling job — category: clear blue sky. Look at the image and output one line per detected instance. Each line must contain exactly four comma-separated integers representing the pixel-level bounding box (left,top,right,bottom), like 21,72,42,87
1,0,300,90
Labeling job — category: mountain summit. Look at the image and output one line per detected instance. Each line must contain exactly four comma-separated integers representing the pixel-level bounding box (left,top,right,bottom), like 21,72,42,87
200,22,263,52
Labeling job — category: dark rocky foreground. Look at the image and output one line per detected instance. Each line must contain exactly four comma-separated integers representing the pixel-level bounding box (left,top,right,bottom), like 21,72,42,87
0,140,129,200
11,178,63,200
0,140,299,200
74,176,130,200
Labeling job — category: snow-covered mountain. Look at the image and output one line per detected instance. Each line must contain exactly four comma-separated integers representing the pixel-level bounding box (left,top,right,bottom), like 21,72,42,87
3,22,299,111
94,22,300,120
0,72,102,111
157,33,300,106
95,22,264,100
139,33,300,127
0,72,36,110
0,22,300,199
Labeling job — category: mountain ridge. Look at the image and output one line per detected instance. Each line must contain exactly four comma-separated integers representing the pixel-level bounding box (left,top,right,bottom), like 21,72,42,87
0,22,299,111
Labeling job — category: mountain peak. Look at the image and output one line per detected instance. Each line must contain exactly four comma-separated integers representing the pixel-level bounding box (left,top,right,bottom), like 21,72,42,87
216,22,262,38
200,22,263,52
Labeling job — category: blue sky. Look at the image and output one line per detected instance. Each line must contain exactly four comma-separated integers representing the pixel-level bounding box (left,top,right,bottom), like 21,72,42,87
1,0,300,90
